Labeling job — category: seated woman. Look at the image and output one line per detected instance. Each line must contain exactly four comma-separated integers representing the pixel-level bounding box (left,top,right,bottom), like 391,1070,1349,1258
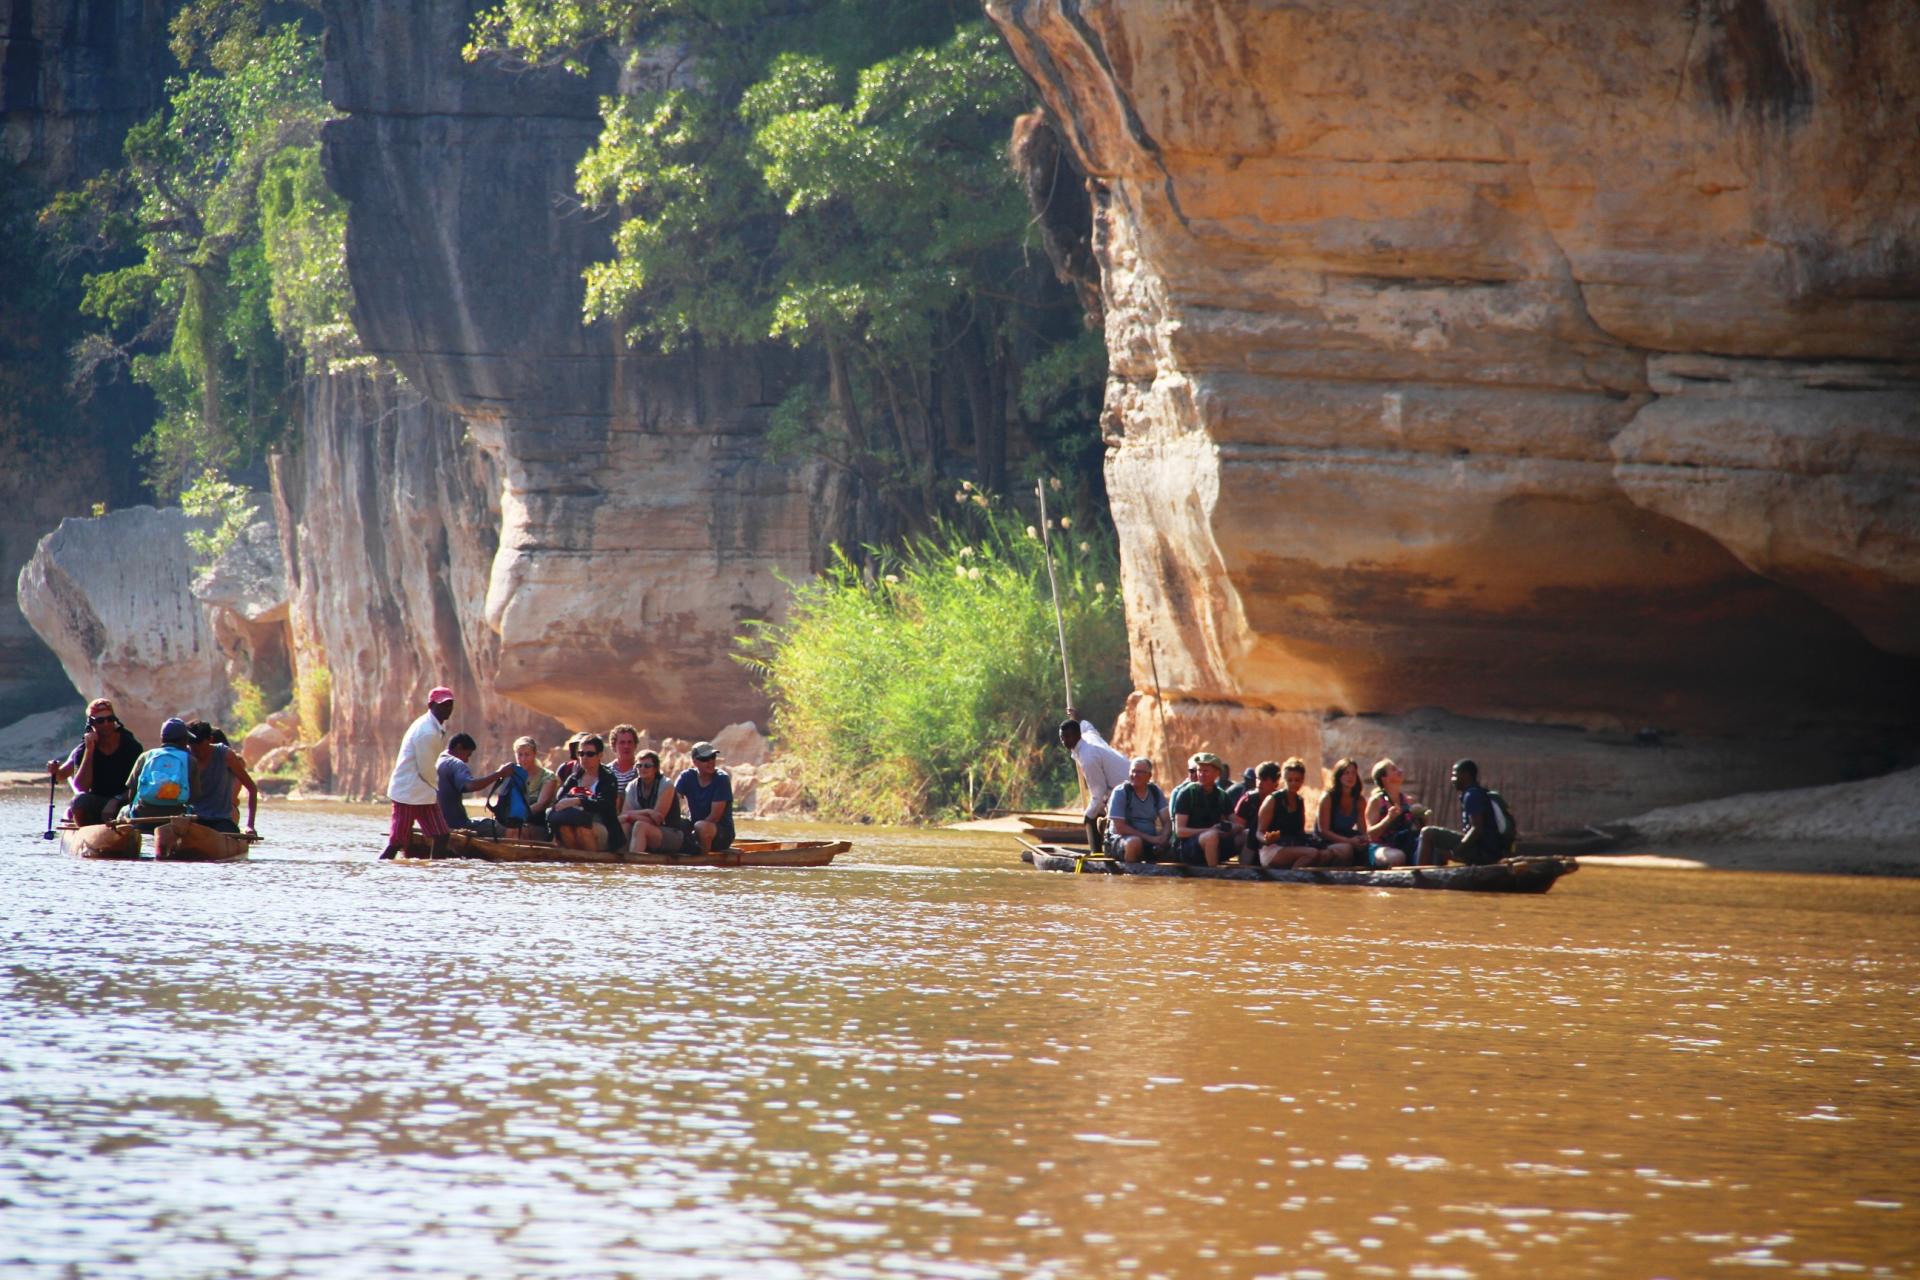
1258,758,1337,868
1316,757,1368,865
619,749,687,854
546,733,621,851
1363,758,1427,868
493,736,557,837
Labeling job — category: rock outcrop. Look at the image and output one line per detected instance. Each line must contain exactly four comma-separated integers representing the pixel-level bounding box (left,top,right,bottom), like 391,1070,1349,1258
318,0,839,735
17,506,234,738
272,367,566,796
989,0,1920,827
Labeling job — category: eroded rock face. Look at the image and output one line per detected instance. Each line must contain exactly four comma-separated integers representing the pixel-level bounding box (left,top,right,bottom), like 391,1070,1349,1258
17,506,232,739
319,0,837,735
0,1,170,725
989,0,1920,824
272,368,567,796
0,0,173,188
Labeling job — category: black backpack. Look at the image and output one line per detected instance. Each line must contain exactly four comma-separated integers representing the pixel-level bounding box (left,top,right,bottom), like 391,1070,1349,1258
1485,789,1519,854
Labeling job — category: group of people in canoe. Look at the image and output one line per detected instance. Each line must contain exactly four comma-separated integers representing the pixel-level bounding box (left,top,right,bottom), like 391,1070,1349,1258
46,697,261,857
377,687,736,860
1061,715,1517,870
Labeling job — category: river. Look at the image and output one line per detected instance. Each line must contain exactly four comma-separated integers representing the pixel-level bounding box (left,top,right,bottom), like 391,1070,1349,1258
3,793,1915,1278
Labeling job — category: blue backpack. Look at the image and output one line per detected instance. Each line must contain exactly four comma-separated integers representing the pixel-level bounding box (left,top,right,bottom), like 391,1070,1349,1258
487,765,531,823
135,746,193,806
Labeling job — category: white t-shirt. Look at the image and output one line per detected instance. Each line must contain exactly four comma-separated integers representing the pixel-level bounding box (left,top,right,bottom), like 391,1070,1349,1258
386,711,449,806
1071,720,1131,819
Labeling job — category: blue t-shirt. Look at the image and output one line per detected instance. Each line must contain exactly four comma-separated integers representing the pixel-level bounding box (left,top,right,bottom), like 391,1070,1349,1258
1460,784,1492,833
674,767,734,826
437,753,476,828
1107,782,1166,834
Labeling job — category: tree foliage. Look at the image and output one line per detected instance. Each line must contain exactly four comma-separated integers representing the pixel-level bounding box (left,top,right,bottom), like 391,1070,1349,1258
40,7,353,500
468,0,1103,522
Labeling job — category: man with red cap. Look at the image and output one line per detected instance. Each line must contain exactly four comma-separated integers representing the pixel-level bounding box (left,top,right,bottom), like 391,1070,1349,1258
378,686,457,859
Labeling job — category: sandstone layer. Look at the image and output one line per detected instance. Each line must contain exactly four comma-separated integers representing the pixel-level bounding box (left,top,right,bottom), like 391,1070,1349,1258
990,0,1920,826
319,0,838,736
273,368,566,796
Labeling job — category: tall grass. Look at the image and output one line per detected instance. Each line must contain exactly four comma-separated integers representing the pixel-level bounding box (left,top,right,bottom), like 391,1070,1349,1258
740,485,1128,822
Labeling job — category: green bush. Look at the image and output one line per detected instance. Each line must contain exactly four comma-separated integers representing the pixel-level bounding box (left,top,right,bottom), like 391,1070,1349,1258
294,660,331,740
740,486,1127,822
227,675,271,732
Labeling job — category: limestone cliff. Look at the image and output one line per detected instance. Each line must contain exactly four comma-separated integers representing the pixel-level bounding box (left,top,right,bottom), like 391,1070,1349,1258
318,0,837,735
988,0,1920,826
0,1,171,725
273,368,566,796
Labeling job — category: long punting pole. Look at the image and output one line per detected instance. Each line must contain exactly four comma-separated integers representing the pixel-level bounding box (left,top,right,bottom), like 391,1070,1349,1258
1146,634,1173,780
1035,478,1073,713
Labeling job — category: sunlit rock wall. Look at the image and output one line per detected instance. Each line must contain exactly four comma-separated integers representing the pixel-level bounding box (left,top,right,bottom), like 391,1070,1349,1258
273,368,566,796
318,0,837,736
989,0,1920,826
17,507,234,739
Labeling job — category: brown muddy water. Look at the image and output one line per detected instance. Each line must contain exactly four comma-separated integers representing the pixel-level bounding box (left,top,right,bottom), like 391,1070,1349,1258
3,795,1916,1278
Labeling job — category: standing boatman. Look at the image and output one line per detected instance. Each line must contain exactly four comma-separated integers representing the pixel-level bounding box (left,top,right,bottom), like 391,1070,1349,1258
378,686,457,859
1059,708,1130,851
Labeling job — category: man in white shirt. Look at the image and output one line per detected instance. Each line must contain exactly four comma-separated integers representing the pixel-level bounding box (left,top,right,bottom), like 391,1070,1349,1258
378,686,456,859
1060,710,1131,849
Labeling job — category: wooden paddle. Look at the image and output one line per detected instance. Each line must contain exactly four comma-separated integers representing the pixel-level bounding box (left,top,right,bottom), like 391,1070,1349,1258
41,769,57,840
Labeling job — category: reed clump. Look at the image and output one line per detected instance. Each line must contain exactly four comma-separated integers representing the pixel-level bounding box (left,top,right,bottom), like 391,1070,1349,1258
740,487,1126,823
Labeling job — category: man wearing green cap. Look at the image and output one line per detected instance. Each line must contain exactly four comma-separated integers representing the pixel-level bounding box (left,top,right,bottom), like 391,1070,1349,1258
1171,752,1234,866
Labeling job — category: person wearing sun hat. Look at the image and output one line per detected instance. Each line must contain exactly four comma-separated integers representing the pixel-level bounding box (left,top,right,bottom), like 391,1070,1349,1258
378,686,458,859
674,740,735,855
1170,750,1235,867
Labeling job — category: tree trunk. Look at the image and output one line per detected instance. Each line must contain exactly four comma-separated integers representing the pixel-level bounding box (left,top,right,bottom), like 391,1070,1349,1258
957,321,1002,493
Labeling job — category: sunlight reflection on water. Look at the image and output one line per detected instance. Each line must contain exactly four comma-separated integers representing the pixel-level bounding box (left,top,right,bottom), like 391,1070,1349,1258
3,796,1917,1277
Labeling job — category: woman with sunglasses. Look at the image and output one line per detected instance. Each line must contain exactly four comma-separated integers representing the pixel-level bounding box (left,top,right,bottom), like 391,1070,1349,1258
547,733,621,851
619,750,688,855
48,697,144,826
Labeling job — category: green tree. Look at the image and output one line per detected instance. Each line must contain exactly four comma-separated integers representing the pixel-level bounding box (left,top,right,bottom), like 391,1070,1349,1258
468,0,1102,526
41,9,352,500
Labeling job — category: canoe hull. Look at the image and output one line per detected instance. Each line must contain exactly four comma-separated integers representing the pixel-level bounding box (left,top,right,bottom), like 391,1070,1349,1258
1021,845,1577,894
59,823,143,860
405,831,847,867
161,817,250,862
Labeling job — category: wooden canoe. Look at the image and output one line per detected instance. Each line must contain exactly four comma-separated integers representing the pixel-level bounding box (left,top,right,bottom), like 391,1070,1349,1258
405,830,848,867
1021,843,1577,894
59,822,143,860
159,816,251,862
